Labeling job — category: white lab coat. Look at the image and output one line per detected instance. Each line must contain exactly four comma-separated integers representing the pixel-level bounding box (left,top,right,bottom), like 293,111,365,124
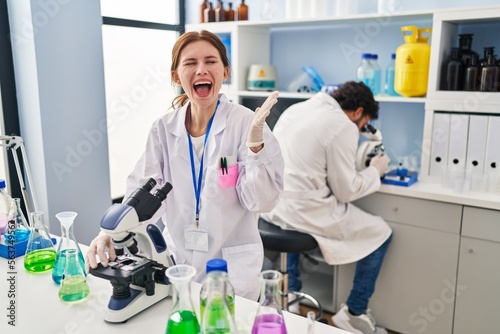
261,92,391,265
126,94,284,300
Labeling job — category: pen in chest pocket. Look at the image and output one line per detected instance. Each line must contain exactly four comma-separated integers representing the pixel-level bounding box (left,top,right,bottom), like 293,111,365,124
220,156,228,175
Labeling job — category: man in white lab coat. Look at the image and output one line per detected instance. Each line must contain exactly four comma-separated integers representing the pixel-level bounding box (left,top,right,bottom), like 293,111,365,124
261,81,392,334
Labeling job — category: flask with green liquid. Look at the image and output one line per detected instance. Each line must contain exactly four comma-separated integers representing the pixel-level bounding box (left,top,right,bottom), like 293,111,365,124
58,244,90,302
24,211,56,272
52,211,86,285
165,264,200,334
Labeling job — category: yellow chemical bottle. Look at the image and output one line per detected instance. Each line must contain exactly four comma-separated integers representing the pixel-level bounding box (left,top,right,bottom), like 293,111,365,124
394,26,432,97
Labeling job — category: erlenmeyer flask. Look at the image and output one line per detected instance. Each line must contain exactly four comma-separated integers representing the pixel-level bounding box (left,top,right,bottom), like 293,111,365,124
5,198,30,242
24,211,56,272
201,270,238,334
251,270,287,334
52,211,86,284
58,245,90,302
165,264,200,334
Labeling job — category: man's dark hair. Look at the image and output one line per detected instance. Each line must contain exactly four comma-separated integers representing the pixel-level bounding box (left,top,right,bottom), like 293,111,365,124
331,81,379,120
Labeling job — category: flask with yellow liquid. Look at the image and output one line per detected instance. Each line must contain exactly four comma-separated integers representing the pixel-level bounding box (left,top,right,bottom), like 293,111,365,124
394,26,432,97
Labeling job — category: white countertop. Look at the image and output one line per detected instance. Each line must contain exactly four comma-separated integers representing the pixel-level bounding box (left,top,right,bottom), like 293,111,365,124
0,245,350,334
379,181,500,210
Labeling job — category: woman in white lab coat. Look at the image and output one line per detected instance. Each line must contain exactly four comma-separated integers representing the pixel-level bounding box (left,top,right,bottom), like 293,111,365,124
86,30,284,300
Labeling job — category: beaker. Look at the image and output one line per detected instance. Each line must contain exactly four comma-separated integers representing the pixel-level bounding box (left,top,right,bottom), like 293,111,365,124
52,211,86,285
201,270,238,334
165,264,200,334
58,246,90,302
24,211,56,273
251,270,287,334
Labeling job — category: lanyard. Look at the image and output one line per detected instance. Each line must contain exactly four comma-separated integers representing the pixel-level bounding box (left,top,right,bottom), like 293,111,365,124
187,100,220,228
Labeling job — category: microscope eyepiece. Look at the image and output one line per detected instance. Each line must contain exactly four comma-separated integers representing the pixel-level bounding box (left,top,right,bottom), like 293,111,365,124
154,182,173,201
142,178,157,192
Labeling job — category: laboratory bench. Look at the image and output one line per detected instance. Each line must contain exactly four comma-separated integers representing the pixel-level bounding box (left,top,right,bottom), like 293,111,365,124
0,244,350,334
298,180,500,334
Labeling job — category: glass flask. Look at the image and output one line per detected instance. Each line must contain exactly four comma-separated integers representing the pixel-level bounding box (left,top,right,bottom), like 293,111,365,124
58,243,90,302
200,259,235,319
24,211,56,273
251,270,287,334
200,268,238,334
52,211,86,284
166,264,200,334
5,198,30,242
307,311,315,334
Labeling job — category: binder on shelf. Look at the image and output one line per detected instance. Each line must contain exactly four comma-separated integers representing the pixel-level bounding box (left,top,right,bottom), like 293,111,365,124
466,115,488,175
429,112,451,177
447,113,469,171
485,115,500,176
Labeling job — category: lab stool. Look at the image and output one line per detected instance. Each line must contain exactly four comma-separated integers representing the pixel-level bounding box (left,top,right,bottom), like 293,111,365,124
258,218,323,320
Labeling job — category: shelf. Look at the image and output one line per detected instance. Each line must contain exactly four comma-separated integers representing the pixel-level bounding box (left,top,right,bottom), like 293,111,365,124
238,90,427,103
188,9,435,31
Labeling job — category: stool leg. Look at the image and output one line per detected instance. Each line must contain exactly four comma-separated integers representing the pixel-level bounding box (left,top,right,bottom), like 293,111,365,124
279,252,289,311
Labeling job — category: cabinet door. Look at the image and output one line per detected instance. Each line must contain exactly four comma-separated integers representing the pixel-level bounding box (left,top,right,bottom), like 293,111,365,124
454,237,500,334
336,222,459,334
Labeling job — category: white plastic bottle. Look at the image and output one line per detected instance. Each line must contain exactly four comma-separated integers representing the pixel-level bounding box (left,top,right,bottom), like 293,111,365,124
371,53,382,96
356,53,375,93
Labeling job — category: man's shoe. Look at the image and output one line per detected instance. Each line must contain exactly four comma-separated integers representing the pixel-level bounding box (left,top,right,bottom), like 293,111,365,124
331,304,388,334
286,293,301,315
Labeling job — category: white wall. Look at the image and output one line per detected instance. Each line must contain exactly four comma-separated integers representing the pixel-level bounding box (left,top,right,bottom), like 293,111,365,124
7,0,111,244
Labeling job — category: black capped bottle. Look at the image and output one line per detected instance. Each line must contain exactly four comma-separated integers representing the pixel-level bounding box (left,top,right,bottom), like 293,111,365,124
446,47,463,91
480,47,495,67
226,2,235,21
457,33,479,68
480,54,500,92
237,0,248,21
464,55,480,91
204,2,215,22
215,0,226,22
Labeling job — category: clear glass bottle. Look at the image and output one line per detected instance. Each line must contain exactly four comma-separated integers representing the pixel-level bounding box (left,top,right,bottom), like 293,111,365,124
237,0,248,21
166,264,200,334
251,270,287,334
8,198,30,242
0,179,15,237
24,211,56,273
52,211,86,285
356,53,375,94
385,53,399,96
370,53,382,95
200,268,238,334
200,259,235,319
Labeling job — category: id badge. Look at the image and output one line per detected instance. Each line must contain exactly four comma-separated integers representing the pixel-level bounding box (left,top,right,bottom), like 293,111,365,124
184,226,209,252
